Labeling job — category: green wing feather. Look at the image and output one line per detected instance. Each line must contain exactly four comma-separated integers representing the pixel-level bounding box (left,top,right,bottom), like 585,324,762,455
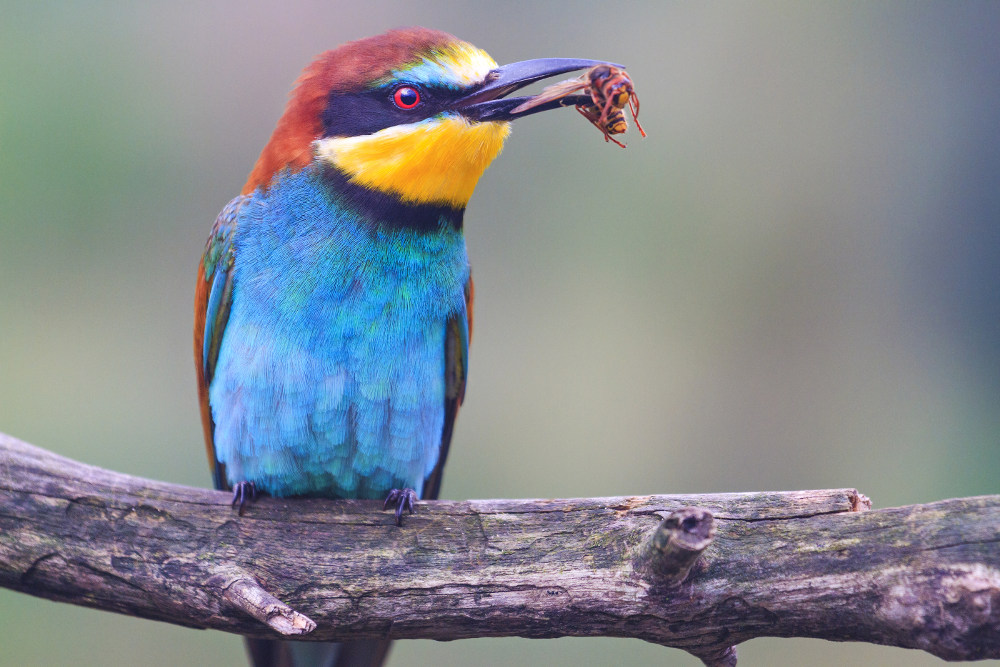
423,276,472,500
194,196,243,490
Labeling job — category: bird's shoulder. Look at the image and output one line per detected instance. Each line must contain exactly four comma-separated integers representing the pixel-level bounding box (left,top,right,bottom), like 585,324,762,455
201,196,244,277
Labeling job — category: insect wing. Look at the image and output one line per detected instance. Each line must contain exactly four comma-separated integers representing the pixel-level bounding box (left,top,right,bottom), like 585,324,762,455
511,76,591,114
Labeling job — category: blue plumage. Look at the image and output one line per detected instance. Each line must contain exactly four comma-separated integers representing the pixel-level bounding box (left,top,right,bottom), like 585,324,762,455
206,166,469,499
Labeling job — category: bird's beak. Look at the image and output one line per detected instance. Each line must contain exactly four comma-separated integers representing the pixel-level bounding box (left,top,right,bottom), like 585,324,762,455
456,57,622,122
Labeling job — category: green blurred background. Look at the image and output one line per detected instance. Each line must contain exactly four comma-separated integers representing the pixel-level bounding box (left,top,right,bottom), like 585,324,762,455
2,2,998,665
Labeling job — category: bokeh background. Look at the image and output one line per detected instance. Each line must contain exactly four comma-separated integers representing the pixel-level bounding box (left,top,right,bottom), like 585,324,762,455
2,2,998,665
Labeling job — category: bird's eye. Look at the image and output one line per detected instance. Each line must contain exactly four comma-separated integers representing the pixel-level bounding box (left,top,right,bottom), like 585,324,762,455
392,86,421,109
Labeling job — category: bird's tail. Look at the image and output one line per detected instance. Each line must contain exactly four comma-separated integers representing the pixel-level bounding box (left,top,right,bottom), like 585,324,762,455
246,638,391,667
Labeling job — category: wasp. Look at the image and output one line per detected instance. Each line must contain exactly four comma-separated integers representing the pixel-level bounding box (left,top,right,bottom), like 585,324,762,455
512,64,645,147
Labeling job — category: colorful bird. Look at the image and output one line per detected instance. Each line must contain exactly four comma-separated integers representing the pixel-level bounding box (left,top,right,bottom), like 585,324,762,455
194,27,614,667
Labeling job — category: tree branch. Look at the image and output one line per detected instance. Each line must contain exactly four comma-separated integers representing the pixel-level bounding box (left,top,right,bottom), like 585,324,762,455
1,432,998,664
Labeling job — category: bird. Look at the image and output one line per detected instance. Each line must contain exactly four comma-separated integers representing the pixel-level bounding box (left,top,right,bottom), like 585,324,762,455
194,26,613,667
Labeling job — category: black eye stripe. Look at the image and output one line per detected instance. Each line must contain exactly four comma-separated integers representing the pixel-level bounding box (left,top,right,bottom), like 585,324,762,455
322,85,458,137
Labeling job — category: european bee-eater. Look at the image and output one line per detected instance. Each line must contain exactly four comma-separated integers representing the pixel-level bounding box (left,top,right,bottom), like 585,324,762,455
194,27,614,667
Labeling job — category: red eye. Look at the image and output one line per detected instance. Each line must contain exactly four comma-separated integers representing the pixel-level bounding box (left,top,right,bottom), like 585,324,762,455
392,86,421,109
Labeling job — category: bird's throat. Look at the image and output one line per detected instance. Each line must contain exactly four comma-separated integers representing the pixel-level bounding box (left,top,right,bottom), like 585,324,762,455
314,116,511,209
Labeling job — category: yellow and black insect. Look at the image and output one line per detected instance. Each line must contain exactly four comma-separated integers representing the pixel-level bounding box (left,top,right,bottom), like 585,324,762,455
513,64,645,147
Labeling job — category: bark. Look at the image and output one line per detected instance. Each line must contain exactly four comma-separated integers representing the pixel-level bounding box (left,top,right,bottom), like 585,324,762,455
1,431,998,665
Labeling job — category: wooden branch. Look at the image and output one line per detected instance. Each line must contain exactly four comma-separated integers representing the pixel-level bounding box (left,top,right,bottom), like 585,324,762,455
1,432,998,665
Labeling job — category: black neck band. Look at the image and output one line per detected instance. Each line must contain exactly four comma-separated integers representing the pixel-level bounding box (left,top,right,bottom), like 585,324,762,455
320,164,465,233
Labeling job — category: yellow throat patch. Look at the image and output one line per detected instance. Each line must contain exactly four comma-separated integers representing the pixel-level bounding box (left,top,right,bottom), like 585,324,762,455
314,116,511,209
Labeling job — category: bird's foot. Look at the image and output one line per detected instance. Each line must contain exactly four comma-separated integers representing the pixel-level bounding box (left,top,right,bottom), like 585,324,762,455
231,481,257,516
383,488,417,526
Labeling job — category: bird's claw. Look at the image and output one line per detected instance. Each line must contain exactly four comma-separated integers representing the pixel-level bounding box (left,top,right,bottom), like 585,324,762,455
231,481,257,516
383,488,417,526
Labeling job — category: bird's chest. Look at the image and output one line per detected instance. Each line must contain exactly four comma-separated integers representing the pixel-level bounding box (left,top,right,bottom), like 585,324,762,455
230,181,469,368
209,180,469,497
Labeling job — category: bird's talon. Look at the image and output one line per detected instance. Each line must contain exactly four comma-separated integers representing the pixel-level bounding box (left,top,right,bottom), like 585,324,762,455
231,481,257,516
384,488,418,526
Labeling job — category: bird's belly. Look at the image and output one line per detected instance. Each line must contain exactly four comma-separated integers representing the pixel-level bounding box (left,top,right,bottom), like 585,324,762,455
209,307,448,500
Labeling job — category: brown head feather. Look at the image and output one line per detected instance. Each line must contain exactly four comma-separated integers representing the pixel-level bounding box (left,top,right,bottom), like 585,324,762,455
242,27,458,195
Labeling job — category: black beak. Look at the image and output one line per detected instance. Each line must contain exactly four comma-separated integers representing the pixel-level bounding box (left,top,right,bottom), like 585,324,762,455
456,57,622,122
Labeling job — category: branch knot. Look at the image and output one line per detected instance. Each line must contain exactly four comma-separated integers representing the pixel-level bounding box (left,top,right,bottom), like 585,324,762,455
636,506,715,586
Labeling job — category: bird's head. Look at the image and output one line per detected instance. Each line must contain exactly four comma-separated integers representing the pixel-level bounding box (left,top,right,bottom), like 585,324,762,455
243,27,613,211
